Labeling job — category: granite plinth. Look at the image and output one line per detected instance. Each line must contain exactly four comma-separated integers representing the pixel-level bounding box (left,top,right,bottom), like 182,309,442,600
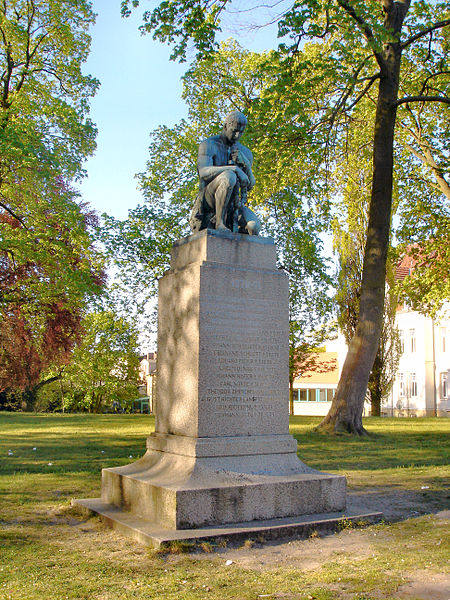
86,230,347,535
73,497,382,549
101,451,346,529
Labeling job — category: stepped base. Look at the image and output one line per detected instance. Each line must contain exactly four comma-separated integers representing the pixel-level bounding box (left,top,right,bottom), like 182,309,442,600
99,446,346,530
73,497,382,549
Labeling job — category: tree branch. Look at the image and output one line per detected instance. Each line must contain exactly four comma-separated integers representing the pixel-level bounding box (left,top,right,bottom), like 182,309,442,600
0,201,28,228
346,73,380,112
402,19,450,49
33,373,62,392
337,0,383,67
395,95,450,106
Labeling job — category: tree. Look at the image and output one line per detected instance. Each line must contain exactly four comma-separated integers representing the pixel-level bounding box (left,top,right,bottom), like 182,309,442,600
1,1,98,191
0,1,103,402
367,280,401,415
101,41,334,367
61,310,141,413
122,0,449,434
0,188,105,407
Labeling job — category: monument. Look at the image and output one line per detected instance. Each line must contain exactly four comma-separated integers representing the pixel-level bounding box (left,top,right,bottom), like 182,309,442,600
75,113,355,547
190,110,260,236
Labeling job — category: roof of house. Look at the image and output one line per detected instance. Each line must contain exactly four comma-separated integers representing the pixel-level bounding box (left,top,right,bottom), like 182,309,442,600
395,253,418,282
294,352,339,384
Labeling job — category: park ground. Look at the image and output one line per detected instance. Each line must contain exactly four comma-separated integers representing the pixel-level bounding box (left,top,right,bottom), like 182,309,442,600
1,414,449,600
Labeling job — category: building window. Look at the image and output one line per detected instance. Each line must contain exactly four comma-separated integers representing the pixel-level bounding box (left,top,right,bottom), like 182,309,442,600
399,330,405,353
441,373,448,398
318,389,327,402
410,329,416,352
441,328,446,353
296,389,335,402
399,373,406,397
411,373,417,397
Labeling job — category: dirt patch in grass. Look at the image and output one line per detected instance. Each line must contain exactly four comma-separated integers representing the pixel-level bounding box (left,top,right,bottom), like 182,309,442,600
187,494,450,599
396,571,449,600
347,485,449,522
213,529,374,572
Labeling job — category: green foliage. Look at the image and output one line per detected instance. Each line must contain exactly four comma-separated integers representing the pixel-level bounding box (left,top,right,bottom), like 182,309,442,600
0,1,104,396
0,0,98,183
61,310,141,413
120,1,449,433
121,0,224,61
101,41,334,352
121,1,449,317
392,12,450,316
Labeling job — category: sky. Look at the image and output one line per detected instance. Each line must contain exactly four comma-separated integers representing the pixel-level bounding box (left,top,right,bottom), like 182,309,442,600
78,0,281,220
77,1,187,219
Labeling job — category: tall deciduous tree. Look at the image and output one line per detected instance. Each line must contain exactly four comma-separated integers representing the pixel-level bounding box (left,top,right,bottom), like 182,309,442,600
0,187,104,406
122,0,449,434
0,1,103,400
101,41,334,378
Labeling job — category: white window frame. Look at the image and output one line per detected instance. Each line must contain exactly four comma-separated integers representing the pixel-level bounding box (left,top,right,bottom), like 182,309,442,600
410,329,416,353
441,373,448,398
411,373,418,397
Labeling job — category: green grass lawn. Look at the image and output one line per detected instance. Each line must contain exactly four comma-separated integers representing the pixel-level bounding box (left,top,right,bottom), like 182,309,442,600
1,413,449,600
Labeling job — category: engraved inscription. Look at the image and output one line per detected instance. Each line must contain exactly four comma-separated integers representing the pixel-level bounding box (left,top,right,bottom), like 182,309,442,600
199,285,288,432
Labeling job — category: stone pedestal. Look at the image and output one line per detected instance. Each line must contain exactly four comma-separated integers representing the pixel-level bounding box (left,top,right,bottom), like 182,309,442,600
77,230,347,540
103,230,345,528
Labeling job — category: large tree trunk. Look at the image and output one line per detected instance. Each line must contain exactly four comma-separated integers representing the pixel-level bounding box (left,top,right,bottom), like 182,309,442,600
318,3,409,435
368,347,383,417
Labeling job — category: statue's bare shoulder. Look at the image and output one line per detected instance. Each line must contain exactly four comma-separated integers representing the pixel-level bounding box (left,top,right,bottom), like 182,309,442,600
198,135,222,159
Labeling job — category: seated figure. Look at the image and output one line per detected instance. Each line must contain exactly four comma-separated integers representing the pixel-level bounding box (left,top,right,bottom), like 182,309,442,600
189,110,261,236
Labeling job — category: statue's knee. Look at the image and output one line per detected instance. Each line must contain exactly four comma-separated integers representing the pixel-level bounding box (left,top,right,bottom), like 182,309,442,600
219,170,237,189
245,219,261,236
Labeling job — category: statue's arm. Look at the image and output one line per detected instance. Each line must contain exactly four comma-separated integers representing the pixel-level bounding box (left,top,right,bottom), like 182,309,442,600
198,140,249,186
232,146,255,191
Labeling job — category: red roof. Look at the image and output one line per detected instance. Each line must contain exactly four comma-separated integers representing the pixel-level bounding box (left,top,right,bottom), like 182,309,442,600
395,252,418,282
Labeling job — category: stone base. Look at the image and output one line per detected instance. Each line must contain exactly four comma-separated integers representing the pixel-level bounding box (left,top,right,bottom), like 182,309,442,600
99,443,346,530
77,232,349,542
73,497,382,550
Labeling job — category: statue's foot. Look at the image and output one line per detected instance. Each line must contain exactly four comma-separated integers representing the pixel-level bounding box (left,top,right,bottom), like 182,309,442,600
216,224,230,232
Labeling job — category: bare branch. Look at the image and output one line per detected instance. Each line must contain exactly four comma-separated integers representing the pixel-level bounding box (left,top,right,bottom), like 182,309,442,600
401,141,450,200
402,18,450,49
0,201,28,229
417,69,450,98
395,95,450,107
346,73,380,112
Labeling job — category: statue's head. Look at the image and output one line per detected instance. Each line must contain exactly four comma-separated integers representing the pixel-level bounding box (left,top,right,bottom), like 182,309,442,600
223,110,248,144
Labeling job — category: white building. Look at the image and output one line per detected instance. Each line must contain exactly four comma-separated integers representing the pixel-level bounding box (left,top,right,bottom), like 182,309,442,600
292,311,450,418
383,306,449,417
138,352,157,412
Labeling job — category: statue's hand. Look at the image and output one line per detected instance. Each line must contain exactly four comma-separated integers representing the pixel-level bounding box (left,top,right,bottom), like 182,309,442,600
232,149,251,172
234,167,250,188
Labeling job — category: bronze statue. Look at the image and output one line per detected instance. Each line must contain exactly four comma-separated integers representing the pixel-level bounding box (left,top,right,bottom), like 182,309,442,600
189,111,261,235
